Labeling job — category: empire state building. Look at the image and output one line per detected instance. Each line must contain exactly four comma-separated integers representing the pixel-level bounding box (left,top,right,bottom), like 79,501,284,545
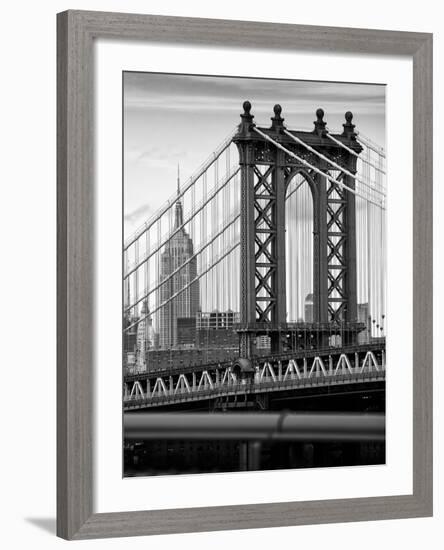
157,167,200,348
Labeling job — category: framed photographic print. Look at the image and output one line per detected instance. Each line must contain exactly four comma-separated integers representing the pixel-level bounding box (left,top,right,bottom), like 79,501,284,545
57,10,433,540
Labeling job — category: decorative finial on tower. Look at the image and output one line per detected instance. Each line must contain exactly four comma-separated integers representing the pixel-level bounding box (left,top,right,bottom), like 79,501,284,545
313,108,327,136
239,100,255,135
270,104,284,131
342,111,357,139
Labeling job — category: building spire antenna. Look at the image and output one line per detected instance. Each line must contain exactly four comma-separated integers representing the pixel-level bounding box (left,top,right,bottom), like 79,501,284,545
174,163,183,228
177,163,180,196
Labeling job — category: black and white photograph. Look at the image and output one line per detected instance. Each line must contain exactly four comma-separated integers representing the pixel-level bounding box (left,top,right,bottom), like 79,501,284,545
1,0,438,546
122,72,387,477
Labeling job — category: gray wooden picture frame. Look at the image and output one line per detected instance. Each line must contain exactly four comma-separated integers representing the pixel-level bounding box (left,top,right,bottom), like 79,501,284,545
57,9,433,540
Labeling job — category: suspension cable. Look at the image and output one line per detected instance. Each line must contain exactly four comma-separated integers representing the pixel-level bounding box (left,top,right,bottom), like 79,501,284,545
126,166,301,292
253,127,385,210
126,214,240,313
357,133,386,158
283,128,385,197
124,128,236,250
124,166,240,279
324,131,386,175
124,242,240,332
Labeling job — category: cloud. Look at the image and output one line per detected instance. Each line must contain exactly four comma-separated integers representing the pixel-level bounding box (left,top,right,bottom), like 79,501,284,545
137,147,188,163
124,94,384,117
124,144,188,165
124,203,152,224
123,72,385,117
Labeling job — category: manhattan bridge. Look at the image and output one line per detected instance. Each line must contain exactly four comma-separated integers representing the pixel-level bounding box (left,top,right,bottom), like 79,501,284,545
123,102,386,414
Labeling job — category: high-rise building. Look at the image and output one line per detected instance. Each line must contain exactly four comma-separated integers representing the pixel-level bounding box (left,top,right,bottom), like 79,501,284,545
196,310,239,330
176,317,197,348
304,293,314,322
136,300,155,370
157,166,200,348
123,264,138,356
196,310,239,349
357,302,370,344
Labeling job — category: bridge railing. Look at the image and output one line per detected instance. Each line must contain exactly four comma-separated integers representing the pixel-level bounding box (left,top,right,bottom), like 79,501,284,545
124,412,385,442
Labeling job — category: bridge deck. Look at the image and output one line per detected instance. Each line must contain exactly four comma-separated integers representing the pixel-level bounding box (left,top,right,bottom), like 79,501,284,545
124,368,385,410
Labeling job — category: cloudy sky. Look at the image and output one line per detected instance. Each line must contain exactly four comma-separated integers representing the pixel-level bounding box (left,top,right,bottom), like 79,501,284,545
123,72,385,236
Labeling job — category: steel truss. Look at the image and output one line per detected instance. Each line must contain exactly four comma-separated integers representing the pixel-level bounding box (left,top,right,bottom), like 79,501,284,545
124,344,385,409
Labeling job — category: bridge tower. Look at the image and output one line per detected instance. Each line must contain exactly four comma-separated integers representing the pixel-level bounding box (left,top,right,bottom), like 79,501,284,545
233,101,364,358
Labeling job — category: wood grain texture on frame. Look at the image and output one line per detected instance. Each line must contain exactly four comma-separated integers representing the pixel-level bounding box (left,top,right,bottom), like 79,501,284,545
56,10,433,540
